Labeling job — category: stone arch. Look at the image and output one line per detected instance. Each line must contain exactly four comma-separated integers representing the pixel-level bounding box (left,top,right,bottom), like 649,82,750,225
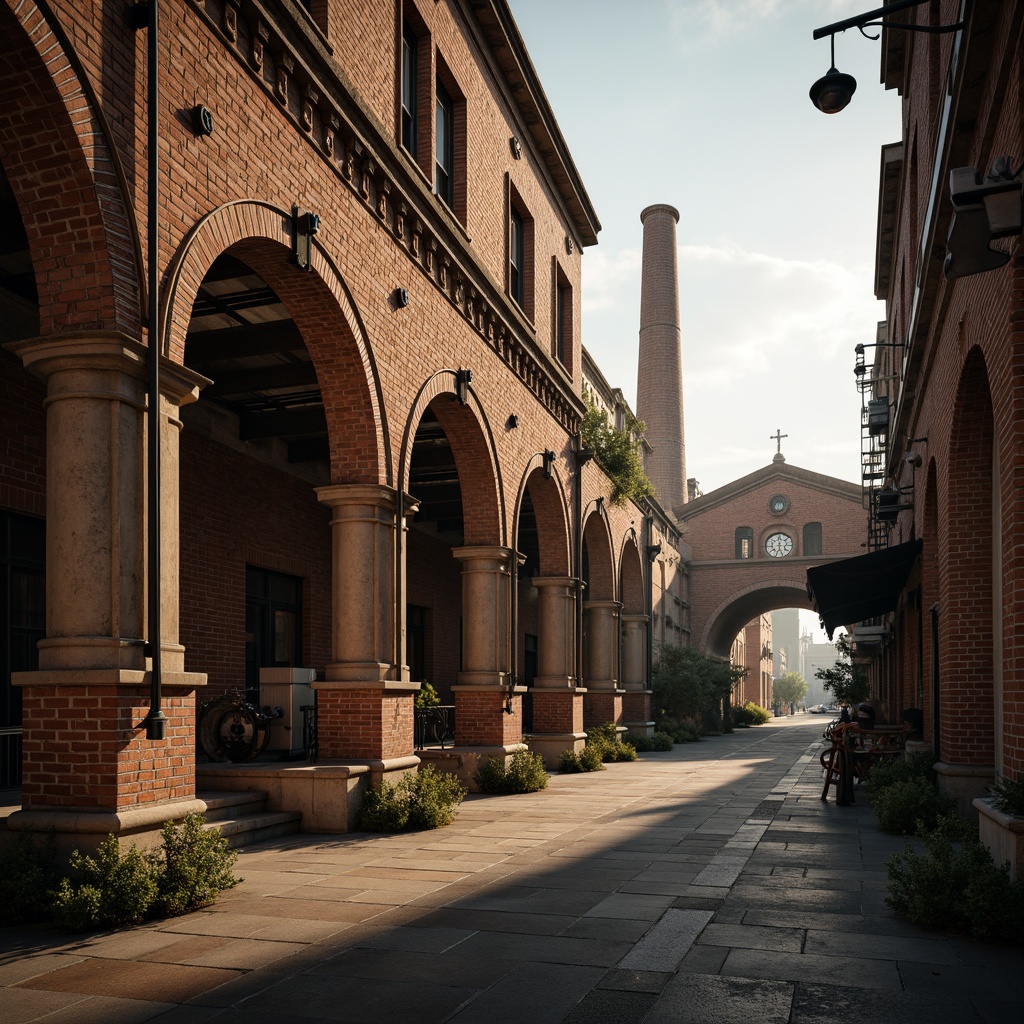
582,507,615,601
942,345,994,767
0,0,141,334
515,460,570,577
163,201,387,485
618,533,644,614
400,371,504,546
700,576,813,658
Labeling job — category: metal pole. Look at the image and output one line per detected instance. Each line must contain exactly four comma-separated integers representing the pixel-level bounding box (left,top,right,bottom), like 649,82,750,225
143,0,164,740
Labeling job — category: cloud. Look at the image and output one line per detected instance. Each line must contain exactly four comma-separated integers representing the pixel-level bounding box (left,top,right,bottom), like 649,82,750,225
667,0,852,47
580,238,878,493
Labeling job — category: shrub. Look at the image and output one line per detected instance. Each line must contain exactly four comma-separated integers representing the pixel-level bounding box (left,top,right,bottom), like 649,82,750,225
415,681,441,710
734,702,771,727
358,776,410,832
867,749,936,796
661,719,702,743
51,835,158,932
585,723,638,763
154,814,240,917
0,828,62,926
872,778,956,835
407,766,466,829
579,744,606,772
989,772,1024,817
626,731,674,752
886,814,1024,943
474,749,549,794
558,749,584,773
358,766,466,831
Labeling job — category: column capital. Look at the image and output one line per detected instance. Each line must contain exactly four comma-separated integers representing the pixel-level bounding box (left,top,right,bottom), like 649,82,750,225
317,483,410,512
532,575,578,591
585,599,622,612
621,612,650,625
8,331,208,406
451,545,516,568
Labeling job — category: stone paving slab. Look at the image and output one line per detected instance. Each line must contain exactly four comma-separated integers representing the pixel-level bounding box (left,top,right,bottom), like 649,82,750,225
5,718,1020,1024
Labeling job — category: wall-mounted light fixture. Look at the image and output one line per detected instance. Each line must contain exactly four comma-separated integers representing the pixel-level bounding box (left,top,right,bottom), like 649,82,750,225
506,414,519,429
810,0,964,114
393,287,410,308
542,449,556,479
191,104,214,137
646,542,662,562
455,367,473,405
509,136,522,160
292,207,321,270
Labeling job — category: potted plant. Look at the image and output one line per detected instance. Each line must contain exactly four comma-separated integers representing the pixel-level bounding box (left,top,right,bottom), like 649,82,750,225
973,773,1024,881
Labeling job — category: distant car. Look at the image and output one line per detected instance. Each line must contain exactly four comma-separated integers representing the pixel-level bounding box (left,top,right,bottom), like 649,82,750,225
808,704,826,713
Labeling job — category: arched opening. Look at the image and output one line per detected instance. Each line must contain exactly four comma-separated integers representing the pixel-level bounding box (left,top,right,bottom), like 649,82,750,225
941,347,995,785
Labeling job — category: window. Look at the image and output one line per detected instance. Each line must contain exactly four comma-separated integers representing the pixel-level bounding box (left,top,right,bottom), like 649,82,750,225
435,79,454,208
245,566,303,702
803,522,823,556
407,603,426,682
510,204,524,306
401,21,418,155
735,527,753,559
507,183,534,318
554,265,572,368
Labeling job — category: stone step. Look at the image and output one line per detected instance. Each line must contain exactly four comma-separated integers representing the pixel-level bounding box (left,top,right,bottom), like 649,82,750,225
207,809,303,849
200,789,270,822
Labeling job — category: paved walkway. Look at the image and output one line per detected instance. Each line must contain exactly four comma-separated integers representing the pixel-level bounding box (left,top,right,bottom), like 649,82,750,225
2,716,1020,1024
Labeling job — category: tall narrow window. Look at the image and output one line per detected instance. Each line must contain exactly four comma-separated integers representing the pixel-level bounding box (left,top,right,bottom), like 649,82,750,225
510,204,524,307
401,22,418,155
554,266,572,368
245,565,303,702
803,522,823,556
435,79,454,207
735,527,753,559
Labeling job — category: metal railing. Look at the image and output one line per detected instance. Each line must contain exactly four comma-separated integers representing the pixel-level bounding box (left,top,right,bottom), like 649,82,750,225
414,705,455,749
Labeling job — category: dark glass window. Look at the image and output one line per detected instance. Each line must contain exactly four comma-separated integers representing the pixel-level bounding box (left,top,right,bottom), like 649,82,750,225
556,279,569,364
245,565,302,701
407,604,426,682
435,80,454,207
803,522,823,556
401,22,417,154
510,204,524,306
735,527,753,559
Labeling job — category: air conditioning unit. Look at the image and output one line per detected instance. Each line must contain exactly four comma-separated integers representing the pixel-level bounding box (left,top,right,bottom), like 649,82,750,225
259,667,316,755
867,398,890,436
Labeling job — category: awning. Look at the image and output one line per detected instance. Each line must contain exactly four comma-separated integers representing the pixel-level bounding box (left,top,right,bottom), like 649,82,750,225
806,539,923,639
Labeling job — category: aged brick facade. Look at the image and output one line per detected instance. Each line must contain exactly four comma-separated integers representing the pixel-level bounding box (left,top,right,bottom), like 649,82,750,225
847,0,1023,812
0,0,675,834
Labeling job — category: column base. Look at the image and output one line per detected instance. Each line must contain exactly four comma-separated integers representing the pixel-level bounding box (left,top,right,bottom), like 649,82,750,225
452,686,525,746
6,797,209,858
526,731,586,771
526,689,585,769
314,683,417,760
583,689,624,731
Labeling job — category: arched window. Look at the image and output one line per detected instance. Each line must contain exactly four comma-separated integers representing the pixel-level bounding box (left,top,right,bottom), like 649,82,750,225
803,522,822,556
735,527,753,559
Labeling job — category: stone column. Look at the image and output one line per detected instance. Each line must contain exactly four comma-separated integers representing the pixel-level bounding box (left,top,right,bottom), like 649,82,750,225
528,576,585,767
450,545,523,748
621,612,653,735
8,332,207,826
314,484,419,763
583,599,623,730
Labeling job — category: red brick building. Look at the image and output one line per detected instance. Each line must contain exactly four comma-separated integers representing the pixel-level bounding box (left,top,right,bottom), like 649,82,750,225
806,0,1023,824
0,0,673,843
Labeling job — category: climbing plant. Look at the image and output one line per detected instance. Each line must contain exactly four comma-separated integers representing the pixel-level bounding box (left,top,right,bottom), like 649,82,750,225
579,394,653,507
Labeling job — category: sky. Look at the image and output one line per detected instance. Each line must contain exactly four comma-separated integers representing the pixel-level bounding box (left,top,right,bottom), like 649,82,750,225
508,0,900,643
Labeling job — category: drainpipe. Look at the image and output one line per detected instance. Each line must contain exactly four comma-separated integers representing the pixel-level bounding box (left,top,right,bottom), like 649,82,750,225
134,1,164,740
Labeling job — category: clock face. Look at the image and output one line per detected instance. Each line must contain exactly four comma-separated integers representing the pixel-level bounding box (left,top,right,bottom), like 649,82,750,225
769,494,788,514
765,532,793,557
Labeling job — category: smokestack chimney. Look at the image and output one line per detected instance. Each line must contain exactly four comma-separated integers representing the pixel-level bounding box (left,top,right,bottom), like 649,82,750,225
636,204,685,515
